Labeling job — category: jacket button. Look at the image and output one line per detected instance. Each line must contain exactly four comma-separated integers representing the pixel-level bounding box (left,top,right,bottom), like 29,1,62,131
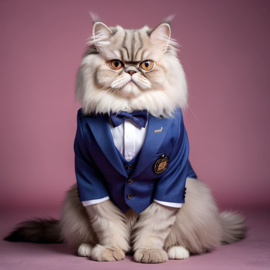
127,165,132,170
126,193,134,199
127,179,133,185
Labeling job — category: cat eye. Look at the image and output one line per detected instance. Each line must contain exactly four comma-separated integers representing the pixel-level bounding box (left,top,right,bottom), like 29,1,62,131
110,60,123,70
140,60,154,71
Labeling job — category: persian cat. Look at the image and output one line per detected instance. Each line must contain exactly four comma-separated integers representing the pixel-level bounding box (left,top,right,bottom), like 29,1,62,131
5,17,246,264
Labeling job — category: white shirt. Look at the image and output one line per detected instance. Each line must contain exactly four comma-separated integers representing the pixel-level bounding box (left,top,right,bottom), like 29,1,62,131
82,118,182,209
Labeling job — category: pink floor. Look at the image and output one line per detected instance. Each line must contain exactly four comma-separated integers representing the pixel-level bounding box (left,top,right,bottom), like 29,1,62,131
0,206,269,270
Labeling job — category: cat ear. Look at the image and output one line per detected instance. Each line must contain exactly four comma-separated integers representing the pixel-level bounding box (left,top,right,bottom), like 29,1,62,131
150,23,171,52
92,22,113,47
92,22,112,37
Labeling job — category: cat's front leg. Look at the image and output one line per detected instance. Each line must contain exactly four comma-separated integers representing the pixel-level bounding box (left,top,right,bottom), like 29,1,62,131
85,200,130,262
133,202,178,264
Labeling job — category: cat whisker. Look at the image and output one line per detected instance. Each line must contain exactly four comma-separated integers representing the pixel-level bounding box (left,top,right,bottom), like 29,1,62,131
137,77,151,86
188,92,200,102
98,85,111,92
94,85,116,108
187,105,199,122
67,108,81,118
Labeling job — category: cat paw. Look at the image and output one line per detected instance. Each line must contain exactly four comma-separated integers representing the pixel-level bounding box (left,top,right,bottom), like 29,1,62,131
168,246,189,260
91,245,125,262
134,249,168,264
78,243,94,257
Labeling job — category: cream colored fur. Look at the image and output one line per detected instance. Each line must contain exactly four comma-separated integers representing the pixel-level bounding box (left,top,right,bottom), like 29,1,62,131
85,200,130,261
60,178,245,263
76,23,187,118
4,20,246,264
167,246,189,260
62,21,245,263
132,202,177,263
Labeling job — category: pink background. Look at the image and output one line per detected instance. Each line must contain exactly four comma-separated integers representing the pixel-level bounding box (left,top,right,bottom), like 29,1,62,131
0,0,269,210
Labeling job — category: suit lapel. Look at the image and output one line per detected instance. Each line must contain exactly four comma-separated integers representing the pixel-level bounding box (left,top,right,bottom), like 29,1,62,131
131,115,172,179
86,114,128,178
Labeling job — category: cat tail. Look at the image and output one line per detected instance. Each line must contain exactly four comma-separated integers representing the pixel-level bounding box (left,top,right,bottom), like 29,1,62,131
4,218,63,243
220,211,246,244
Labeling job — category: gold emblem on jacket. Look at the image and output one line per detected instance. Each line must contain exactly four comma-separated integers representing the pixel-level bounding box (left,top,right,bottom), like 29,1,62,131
154,127,163,133
154,155,169,174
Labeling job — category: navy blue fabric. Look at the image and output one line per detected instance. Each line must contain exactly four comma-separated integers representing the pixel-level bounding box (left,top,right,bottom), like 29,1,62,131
110,110,148,127
74,108,197,213
115,145,140,178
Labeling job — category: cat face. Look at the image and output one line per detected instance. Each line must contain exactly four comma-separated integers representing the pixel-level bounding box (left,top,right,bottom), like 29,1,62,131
76,20,188,118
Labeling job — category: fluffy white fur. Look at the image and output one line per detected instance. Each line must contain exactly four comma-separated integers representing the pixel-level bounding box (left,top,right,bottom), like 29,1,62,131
167,246,190,260
5,20,246,264
60,178,245,263
78,243,94,257
76,23,187,118
69,21,245,263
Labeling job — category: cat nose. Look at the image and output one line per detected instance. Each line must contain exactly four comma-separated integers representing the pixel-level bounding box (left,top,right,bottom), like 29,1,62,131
127,70,136,76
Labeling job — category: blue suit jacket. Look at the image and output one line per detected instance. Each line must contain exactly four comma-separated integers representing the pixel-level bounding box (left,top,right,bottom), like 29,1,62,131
74,108,197,213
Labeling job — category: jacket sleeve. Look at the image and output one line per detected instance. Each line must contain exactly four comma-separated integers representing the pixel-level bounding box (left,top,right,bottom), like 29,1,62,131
74,113,109,202
153,110,191,204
